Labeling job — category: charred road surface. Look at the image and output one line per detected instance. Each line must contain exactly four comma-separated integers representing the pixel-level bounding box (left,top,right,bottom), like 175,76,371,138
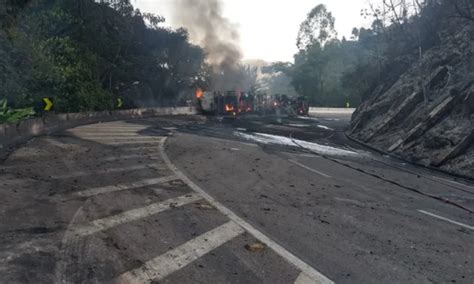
1,112,473,283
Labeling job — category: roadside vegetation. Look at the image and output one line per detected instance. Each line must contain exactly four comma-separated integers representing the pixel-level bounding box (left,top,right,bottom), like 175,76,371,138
0,99,34,124
1,0,472,121
270,0,473,107
0,0,209,116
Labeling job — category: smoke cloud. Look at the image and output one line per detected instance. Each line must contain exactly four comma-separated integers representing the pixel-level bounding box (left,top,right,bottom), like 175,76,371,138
172,0,245,91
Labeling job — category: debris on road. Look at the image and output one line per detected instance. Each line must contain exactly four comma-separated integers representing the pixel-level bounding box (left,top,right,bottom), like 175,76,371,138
245,241,266,252
195,203,216,210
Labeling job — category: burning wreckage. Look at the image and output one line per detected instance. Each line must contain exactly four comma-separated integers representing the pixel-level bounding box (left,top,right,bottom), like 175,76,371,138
196,89,309,117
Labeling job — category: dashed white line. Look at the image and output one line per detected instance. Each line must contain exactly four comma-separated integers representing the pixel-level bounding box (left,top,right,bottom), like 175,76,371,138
288,160,332,178
316,125,334,131
71,193,202,237
159,138,334,284
418,210,474,230
117,221,245,283
75,175,179,197
53,163,165,179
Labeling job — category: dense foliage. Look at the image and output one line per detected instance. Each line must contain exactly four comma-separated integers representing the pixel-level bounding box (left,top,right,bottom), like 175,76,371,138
275,0,472,107
0,0,209,114
1,0,472,115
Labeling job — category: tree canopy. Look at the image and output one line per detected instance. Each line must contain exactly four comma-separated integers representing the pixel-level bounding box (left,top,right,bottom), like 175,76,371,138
279,1,469,107
0,0,210,112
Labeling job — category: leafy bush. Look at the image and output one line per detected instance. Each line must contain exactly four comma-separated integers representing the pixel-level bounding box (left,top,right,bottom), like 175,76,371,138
0,98,35,123
1,0,208,118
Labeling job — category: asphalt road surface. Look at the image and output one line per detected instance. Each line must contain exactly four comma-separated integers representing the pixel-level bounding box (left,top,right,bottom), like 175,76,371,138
1,111,473,283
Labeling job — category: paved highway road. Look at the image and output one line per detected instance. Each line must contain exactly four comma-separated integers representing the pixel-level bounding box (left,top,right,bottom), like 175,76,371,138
0,112,473,283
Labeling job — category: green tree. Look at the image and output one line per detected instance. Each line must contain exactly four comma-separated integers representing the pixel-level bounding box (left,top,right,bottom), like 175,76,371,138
1,0,209,114
296,4,337,50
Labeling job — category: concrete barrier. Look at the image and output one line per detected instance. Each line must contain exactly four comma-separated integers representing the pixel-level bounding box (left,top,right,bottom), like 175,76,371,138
0,106,197,151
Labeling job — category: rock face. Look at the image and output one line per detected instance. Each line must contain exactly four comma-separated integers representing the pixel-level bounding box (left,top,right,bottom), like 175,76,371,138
349,21,474,178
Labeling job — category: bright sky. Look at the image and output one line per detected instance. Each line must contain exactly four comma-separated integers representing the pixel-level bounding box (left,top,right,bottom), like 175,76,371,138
134,0,372,62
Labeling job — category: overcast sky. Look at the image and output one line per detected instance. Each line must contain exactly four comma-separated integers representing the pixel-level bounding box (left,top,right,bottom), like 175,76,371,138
134,0,372,62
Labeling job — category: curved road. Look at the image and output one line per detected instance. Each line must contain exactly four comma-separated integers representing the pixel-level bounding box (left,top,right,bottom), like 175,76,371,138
0,113,473,283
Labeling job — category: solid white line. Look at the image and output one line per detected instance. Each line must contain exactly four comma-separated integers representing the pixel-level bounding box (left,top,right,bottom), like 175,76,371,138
288,160,332,178
295,272,319,284
159,138,333,284
53,163,165,179
71,193,202,237
418,210,474,230
75,175,178,197
117,221,244,283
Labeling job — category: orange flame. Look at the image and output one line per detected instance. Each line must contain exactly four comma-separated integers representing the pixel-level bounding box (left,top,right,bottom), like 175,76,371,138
225,104,234,112
195,88,203,99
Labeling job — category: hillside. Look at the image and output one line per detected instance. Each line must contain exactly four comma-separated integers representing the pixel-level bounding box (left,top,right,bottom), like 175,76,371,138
349,18,473,178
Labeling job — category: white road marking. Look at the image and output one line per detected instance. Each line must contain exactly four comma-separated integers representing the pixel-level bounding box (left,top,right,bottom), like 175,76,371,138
295,272,320,284
53,163,165,179
288,124,310,128
124,146,161,152
288,160,332,178
431,176,474,190
334,197,366,208
71,193,202,237
206,135,258,147
75,126,146,130
75,175,178,197
68,132,143,136
418,210,474,230
100,154,159,162
99,141,163,145
117,221,245,283
45,138,72,150
75,136,161,141
159,138,334,284
74,128,147,132
316,125,334,131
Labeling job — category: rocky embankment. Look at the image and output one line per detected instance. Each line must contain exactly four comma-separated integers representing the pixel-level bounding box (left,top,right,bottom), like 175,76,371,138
349,21,473,178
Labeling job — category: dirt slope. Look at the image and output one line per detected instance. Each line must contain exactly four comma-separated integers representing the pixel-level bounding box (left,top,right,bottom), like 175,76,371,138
349,21,473,178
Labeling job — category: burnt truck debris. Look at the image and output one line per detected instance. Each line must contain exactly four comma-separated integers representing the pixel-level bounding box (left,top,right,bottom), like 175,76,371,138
196,89,309,117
